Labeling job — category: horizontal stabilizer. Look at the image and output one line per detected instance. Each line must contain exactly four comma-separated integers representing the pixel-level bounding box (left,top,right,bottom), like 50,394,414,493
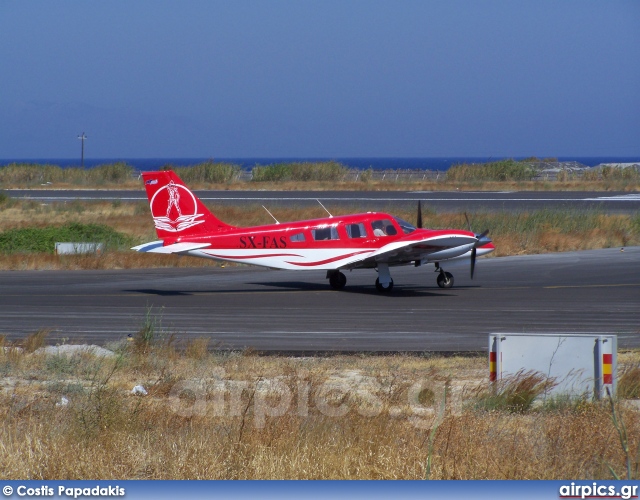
131,241,210,254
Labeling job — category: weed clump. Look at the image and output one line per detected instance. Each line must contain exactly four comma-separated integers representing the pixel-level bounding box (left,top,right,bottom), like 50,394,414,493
618,364,640,399
22,329,49,353
473,370,556,413
132,306,164,354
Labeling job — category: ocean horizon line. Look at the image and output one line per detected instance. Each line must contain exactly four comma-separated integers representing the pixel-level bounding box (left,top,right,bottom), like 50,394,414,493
1,156,638,172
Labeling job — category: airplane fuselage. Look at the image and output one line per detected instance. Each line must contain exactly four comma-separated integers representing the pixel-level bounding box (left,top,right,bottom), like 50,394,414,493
133,170,495,291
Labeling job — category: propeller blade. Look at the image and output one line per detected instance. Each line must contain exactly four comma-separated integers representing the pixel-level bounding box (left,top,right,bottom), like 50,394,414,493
417,201,423,229
476,229,490,243
470,247,477,279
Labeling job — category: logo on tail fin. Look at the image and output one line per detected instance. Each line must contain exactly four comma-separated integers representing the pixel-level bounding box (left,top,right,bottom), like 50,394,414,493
149,180,204,232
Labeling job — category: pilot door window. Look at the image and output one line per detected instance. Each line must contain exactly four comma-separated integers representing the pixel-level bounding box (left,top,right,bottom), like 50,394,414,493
371,219,397,237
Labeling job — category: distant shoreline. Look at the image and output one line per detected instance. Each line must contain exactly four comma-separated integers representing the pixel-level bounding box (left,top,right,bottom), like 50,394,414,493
2,156,639,171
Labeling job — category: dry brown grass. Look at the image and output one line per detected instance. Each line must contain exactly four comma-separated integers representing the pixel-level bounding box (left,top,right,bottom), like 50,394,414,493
1,342,639,480
3,178,639,192
0,199,638,270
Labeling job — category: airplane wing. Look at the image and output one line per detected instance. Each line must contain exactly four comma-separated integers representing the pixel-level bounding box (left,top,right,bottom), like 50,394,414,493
132,241,211,255
339,233,478,269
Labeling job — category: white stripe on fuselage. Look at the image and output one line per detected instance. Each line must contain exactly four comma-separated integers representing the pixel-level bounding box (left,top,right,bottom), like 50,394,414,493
189,247,376,270
183,239,487,271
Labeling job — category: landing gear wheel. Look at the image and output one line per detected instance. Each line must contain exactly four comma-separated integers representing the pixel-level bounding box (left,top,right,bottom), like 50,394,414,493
375,277,394,293
437,272,454,289
329,271,347,290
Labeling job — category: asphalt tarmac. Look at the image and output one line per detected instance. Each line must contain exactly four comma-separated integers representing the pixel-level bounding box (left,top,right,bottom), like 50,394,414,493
6,189,640,213
0,247,638,352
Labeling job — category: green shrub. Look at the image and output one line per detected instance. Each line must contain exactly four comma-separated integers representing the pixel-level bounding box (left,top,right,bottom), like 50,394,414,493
0,223,133,254
172,161,242,184
85,162,135,183
251,163,292,182
45,355,82,376
251,161,348,182
446,160,537,182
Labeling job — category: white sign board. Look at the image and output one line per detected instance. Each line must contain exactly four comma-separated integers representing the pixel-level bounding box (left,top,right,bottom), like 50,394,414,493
489,333,616,399
55,242,104,255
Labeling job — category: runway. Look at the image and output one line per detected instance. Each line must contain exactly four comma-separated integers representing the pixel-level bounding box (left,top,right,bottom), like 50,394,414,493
6,189,640,213
0,247,638,352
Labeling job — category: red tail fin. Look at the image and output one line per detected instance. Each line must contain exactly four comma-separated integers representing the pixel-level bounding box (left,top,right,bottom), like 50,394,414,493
141,170,236,239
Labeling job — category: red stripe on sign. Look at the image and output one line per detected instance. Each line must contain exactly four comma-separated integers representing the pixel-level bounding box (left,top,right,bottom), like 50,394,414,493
489,351,497,381
603,353,613,385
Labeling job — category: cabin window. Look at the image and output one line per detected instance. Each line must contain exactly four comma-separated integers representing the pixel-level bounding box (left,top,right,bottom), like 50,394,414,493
312,225,339,241
290,232,306,242
346,222,367,239
371,219,397,237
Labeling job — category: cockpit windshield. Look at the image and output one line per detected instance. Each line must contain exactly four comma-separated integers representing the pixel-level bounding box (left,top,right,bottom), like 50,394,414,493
393,216,416,234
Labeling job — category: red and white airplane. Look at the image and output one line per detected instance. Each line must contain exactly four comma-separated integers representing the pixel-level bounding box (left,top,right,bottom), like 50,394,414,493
133,170,495,292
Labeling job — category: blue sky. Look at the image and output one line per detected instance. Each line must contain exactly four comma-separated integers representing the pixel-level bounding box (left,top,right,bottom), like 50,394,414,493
1,1,638,159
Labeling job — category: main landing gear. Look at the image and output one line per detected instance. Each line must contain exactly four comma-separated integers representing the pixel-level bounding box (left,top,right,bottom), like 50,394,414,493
327,265,395,293
327,270,347,290
374,263,394,293
434,262,454,289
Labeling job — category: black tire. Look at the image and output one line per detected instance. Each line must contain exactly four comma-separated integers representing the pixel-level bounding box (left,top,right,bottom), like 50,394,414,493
375,277,394,293
329,271,347,290
437,272,454,289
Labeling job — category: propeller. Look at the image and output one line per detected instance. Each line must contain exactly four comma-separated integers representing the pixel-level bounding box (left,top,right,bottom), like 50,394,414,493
464,212,491,280
417,201,423,229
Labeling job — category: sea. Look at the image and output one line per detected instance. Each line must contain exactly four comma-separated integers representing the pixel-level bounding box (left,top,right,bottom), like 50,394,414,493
1,157,638,172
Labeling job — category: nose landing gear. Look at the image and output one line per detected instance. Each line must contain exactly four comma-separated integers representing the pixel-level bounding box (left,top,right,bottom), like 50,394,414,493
435,263,454,289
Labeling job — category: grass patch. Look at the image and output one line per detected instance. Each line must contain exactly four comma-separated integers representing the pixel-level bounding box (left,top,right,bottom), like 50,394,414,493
1,160,638,191
0,342,640,480
0,200,638,269
1,332,639,479
0,162,135,186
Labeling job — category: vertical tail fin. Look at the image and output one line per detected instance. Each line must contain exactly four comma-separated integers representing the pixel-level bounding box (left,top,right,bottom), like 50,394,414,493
141,170,236,239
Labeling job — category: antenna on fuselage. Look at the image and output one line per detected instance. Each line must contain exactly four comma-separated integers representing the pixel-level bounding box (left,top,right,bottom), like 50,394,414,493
262,205,280,224
316,199,333,218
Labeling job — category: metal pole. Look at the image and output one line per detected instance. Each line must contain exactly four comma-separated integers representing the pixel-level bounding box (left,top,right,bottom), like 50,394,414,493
77,132,87,168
